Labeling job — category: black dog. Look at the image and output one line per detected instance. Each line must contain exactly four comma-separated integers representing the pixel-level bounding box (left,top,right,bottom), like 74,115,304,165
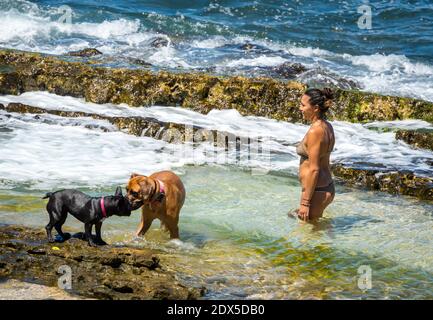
43,187,131,247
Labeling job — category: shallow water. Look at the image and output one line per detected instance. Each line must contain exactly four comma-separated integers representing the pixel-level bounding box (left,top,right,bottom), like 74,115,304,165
1,166,433,299
0,94,432,299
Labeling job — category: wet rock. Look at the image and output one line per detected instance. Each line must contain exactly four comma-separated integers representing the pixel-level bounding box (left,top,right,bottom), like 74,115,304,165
395,130,433,152
127,58,152,67
240,43,255,51
297,68,361,91
332,164,433,201
67,48,103,58
150,37,169,48
0,49,432,123
238,43,274,54
0,225,203,300
1,103,239,147
272,62,307,79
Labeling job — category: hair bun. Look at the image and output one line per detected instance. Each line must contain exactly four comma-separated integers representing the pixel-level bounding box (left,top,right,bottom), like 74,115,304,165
321,87,334,100
321,88,333,110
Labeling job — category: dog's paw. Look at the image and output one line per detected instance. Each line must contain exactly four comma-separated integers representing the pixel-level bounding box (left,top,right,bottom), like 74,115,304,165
62,233,71,240
55,233,71,243
87,241,98,247
48,238,55,243
96,239,108,246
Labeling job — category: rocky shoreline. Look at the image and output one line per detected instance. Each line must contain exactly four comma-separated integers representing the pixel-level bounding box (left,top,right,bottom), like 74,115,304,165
332,164,433,201
395,130,433,152
0,49,432,123
0,224,204,300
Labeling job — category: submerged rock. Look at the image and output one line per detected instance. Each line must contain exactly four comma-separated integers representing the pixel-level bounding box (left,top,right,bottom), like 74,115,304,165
150,37,169,48
297,68,361,91
67,48,103,58
1,49,432,123
332,164,433,201
127,58,153,67
272,62,307,79
1,103,239,146
0,224,203,300
395,130,433,152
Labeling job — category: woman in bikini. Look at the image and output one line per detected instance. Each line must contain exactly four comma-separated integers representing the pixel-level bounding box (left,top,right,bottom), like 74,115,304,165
295,88,335,221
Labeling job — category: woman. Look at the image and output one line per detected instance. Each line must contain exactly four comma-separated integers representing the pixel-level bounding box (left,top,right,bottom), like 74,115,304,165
295,88,335,221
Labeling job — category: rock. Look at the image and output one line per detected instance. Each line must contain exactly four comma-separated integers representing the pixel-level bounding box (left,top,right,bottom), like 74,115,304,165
0,225,203,300
395,130,433,151
297,68,361,91
0,49,432,123
272,62,307,79
67,48,103,58
332,164,433,201
238,43,274,54
1,102,240,147
240,43,255,51
150,37,169,48
127,58,152,67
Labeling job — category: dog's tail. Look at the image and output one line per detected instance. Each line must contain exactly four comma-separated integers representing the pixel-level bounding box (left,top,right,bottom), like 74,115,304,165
42,192,53,199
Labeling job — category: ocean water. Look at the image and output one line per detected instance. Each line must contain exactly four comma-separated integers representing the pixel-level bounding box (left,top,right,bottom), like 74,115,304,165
0,0,432,101
1,1,433,300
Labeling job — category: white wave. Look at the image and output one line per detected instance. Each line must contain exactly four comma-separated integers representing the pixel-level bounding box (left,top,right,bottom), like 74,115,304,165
0,111,188,190
1,92,432,182
347,53,433,75
190,36,229,49
224,55,287,68
0,1,192,68
288,46,333,58
364,120,433,131
0,4,141,47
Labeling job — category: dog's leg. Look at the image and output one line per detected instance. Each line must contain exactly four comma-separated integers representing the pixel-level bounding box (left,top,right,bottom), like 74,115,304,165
45,220,55,243
95,222,107,246
54,213,70,242
136,216,154,237
45,199,57,243
84,223,97,247
160,221,169,232
164,215,180,239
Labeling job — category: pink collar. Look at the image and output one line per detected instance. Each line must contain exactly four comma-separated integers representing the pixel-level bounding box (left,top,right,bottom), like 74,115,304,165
150,179,165,206
100,197,107,218
157,179,165,194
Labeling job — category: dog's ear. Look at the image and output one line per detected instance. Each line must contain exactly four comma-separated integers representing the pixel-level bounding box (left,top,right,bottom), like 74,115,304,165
114,186,123,197
130,172,144,179
138,177,155,201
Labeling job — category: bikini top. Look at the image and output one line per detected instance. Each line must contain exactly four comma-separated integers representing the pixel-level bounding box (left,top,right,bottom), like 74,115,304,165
296,122,334,160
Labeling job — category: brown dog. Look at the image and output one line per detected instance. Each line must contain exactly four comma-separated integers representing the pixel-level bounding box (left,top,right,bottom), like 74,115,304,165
126,171,185,239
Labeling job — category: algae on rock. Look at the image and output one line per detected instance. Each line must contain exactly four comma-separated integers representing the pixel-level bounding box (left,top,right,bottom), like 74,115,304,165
0,49,432,123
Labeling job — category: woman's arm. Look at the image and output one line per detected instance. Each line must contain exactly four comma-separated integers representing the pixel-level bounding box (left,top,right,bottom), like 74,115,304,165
298,127,323,221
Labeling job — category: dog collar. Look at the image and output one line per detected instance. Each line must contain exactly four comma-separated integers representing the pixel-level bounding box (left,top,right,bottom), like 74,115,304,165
157,179,165,195
100,197,107,218
150,179,165,205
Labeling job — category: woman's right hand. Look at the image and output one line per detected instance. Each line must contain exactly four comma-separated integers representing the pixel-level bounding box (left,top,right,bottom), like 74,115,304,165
298,204,310,221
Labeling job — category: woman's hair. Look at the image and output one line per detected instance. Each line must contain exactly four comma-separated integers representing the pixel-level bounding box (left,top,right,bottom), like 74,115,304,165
304,88,333,114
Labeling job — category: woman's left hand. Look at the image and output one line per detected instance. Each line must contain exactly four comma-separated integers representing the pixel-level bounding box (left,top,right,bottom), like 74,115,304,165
298,204,310,221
